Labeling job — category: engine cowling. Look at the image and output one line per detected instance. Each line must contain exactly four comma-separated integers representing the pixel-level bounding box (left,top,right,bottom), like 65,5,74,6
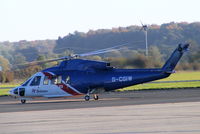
60,59,112,71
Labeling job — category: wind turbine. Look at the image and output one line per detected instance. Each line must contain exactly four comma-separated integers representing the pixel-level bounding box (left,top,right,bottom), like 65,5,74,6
140,21,148,56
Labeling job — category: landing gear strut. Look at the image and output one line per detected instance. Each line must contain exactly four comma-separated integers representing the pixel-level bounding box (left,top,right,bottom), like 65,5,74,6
84,94,99,101
21,99,26,104
93,94,99,100
84,89,99,101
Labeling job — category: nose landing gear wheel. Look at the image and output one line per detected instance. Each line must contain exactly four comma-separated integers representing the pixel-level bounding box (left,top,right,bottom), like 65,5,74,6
84,95,90,101
21,99,26,104
93,94,99,100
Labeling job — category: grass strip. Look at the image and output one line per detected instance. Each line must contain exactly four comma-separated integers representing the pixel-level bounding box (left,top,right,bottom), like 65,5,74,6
118,81,200,91
1,71,200,96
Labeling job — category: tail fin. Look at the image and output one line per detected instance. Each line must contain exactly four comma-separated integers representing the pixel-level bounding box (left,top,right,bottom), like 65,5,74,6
162,43,189,72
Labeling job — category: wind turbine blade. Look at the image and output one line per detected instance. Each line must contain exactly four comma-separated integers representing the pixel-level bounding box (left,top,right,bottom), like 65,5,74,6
140,20,144,26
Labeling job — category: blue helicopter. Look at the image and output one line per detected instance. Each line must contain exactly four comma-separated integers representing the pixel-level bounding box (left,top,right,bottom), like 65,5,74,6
9,43,189,104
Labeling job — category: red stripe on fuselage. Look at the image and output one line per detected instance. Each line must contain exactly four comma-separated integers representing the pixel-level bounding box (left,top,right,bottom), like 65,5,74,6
43,72,81,96
43,72,53,79
57,83,81,96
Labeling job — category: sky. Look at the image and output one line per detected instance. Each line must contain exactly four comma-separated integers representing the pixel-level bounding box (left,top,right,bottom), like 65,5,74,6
0,0,200,42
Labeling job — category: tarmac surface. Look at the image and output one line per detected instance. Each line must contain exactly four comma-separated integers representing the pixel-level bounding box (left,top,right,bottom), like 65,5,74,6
0,88,200,134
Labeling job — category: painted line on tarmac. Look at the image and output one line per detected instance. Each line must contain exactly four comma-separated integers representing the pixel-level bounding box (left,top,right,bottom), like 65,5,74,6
0,97,123,105
151,80,200,83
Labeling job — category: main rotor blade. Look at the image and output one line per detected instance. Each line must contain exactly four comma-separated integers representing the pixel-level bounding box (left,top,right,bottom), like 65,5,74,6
77,43,129,57
78,48,123,57
13,56,70,69
12,43,131,69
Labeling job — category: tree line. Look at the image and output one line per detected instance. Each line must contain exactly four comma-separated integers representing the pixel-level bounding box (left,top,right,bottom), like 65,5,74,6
0,22,200,83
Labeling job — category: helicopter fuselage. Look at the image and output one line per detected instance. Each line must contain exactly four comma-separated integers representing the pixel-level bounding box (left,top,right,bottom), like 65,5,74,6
10,67,169,98
9,43,189,103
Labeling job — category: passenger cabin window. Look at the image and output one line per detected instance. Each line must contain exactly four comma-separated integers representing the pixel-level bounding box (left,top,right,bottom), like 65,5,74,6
66,76,70,84
30,76,41,86
43,76,49,85
57,76,62,84
51,77,57,85
51,76,62,85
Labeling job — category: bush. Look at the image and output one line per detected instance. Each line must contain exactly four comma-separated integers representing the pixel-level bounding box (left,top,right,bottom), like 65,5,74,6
0,72,6,83
5,71,14,83
0,71,14,83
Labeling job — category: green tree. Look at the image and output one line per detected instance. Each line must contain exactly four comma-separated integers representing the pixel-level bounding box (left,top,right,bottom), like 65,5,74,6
0,56,10,71
130,54,148,68
149,46,163,67
37,55,47,68
12,54,26,65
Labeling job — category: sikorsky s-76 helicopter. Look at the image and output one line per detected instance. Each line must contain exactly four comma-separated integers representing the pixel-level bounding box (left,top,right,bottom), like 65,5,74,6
9,43,189,104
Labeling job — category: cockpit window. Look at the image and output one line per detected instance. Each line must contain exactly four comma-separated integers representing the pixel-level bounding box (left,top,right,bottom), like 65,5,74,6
30,76,41,86
21,78,31,86
13,88,18,95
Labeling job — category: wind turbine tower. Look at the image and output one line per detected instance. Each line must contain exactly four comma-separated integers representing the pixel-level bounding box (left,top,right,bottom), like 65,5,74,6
141,22,148,56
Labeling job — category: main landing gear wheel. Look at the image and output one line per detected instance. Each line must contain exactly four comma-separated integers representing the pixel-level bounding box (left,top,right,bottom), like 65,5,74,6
21,99,26,104
93,94,99,100
84,95,90,101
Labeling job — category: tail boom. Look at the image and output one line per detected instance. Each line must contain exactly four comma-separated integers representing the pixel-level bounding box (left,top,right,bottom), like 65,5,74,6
162,43,189,72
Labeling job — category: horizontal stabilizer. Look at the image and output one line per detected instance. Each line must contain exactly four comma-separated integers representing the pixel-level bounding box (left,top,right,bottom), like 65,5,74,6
164,70,176,74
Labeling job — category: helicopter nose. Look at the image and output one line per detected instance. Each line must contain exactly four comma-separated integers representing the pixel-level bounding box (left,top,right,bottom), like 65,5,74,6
9,89,14,96
9,88,18,96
